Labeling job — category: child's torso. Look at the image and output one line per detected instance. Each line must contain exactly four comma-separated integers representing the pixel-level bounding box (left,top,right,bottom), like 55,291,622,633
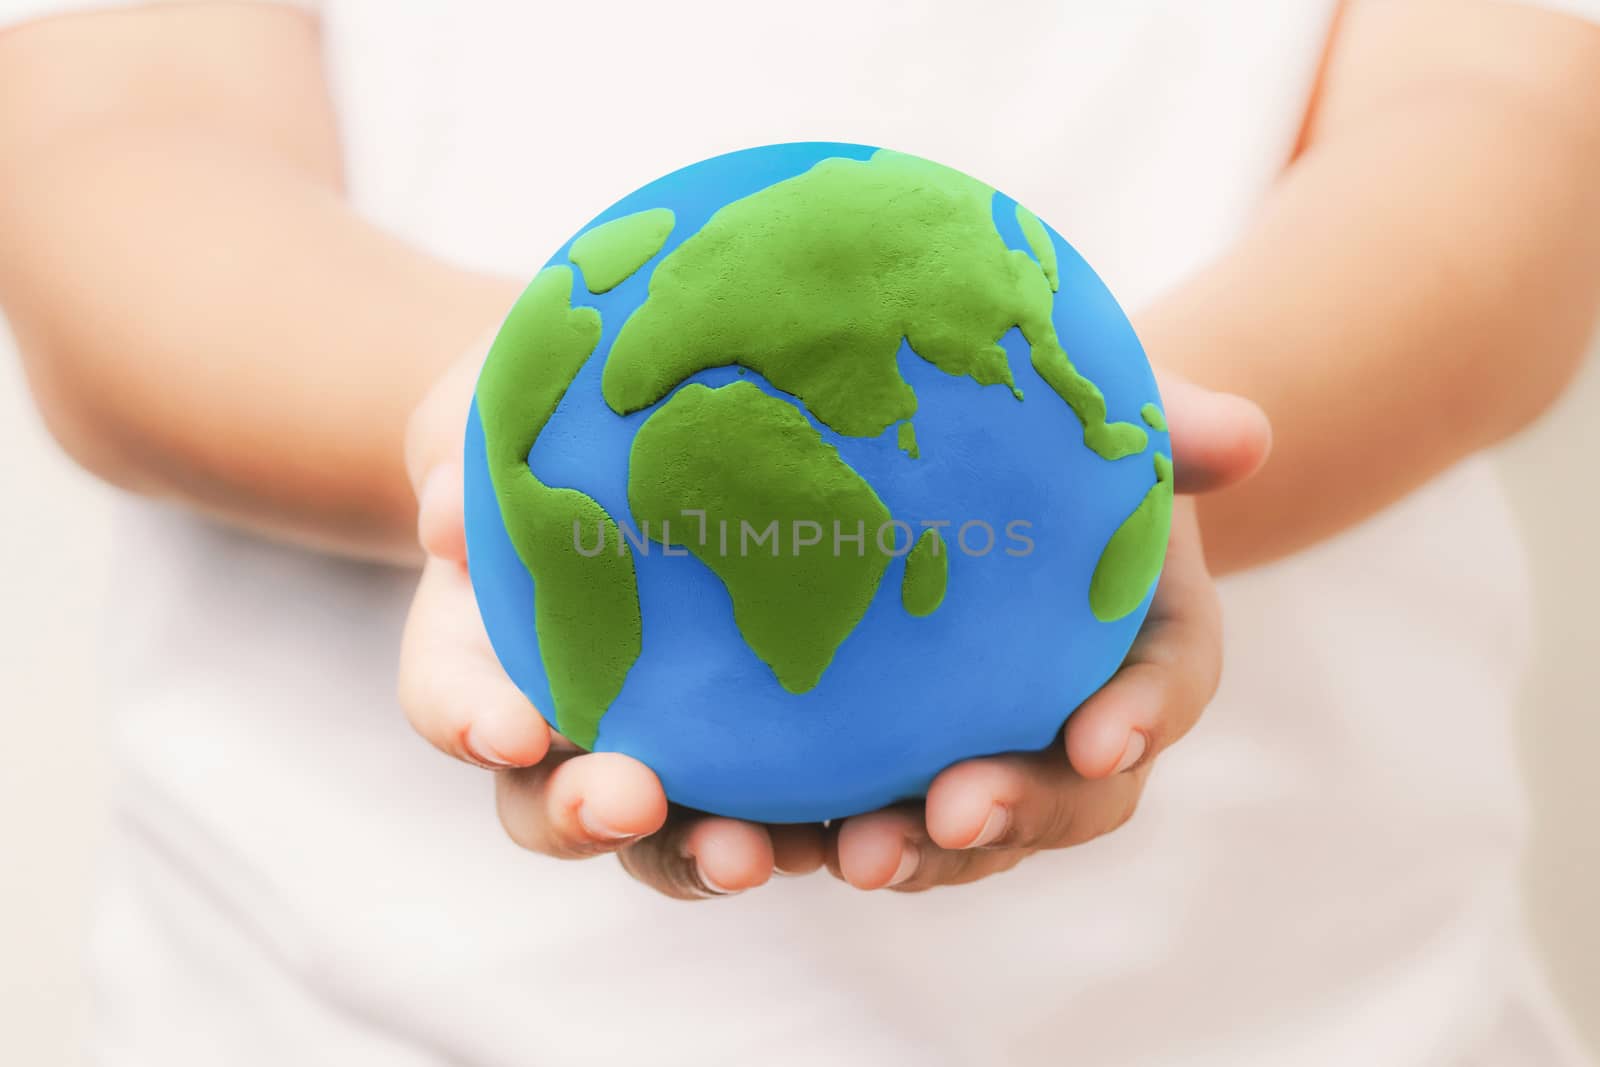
85,2,1580,1063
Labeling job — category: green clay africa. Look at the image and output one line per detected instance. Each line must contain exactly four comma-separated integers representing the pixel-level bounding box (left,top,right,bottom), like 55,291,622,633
629,381,899,693
477,150,1172,743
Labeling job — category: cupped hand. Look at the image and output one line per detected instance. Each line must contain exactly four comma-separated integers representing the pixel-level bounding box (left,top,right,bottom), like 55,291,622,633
399,348,1268,898
826,375,1269,890
399,347,826,898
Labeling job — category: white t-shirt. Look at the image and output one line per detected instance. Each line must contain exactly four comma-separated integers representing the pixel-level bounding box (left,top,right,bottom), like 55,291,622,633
5,1,1597,1064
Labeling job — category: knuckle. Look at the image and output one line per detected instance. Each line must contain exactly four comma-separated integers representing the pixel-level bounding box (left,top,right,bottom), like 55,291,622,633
899,848,1021,890
889,855,945,894
1057,781,1144,848
1087,775,1147,842
657,857,707,899
494,769,582,858
1059,802,1092,848
617,839,716,901
889,879,937,894
1038,784,1075,850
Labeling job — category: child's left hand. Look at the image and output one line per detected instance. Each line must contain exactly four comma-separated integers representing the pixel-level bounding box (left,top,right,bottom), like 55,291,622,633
820,490,1225,891
399,350,1268,897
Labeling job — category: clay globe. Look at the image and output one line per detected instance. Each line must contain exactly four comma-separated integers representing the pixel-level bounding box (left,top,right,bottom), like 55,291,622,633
464,143,1172,823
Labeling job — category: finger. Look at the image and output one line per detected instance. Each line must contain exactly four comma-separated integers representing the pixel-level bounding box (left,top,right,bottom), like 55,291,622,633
405,350,487,566
1065,500,1221,779
830,805,1025,892
404,350,483,496
397,557,551,768
617,812,775,900
769,822,827,875
923,749,1151,855
1154,372,1271,495
416,462,466,564
832,807,927,889
496,751,668,859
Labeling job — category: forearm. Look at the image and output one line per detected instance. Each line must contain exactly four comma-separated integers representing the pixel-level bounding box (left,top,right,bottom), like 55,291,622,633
0,7,519,564
1141,0,1600,575
4,131,516,562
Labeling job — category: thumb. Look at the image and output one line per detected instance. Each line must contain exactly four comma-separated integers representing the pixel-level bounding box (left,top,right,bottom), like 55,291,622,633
1155,371,1271,495
405,344,492,563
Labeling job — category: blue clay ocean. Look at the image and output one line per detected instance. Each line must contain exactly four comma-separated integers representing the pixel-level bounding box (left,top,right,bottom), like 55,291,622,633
465,142,1170,822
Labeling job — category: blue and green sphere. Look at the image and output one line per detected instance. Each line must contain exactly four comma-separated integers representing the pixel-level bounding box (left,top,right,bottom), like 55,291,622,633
465,143,1171,823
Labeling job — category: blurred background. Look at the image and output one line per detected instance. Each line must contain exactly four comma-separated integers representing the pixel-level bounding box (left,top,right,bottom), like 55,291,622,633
2,329,1598,1062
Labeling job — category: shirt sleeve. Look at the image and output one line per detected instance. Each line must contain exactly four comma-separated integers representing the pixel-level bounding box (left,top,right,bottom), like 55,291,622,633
0,0,316,32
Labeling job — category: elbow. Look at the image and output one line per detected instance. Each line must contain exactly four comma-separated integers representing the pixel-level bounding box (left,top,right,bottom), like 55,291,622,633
10,331,160,495
1479,286,1600,447
1485,59,1600,440
1453,114,1600,448
1518,328,1597,437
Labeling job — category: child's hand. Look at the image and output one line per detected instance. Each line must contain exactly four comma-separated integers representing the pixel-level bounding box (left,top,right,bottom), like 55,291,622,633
400,346,817,898
399,348,1268,898
824,498,1222,890
821,374,1268,890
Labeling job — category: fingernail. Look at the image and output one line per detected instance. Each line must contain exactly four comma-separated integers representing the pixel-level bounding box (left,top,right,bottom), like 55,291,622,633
696,860,737,896
465,716,523,768
887,844,920,887
578,804,636,842
968,805,1009,848
1114,731,1149,774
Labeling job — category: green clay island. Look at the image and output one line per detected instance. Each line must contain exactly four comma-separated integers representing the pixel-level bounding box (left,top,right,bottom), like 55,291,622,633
477,151,1171,747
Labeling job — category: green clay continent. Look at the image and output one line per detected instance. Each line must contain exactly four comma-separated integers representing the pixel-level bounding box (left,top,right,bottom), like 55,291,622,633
603,150,1146,460
1015,204,1060,292
628,381,895,693
475,267,640,748
902,528,948,617
569,208,676,294
897,421,919,459
1089,453,1174,622
1141,403,1167,431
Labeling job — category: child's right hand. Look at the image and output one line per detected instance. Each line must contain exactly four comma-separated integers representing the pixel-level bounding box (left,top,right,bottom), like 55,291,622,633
398,346,826,898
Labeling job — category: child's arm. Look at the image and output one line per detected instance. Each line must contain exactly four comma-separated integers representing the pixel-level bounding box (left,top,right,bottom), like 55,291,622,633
1142,0,1600,576
832,0,1600,891
409,0,1600,894
0,5,518,564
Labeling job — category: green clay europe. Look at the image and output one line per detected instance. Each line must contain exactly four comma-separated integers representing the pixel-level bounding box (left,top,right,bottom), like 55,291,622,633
1016,204,1060,293
569,207,676,294
602,150,1147,460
